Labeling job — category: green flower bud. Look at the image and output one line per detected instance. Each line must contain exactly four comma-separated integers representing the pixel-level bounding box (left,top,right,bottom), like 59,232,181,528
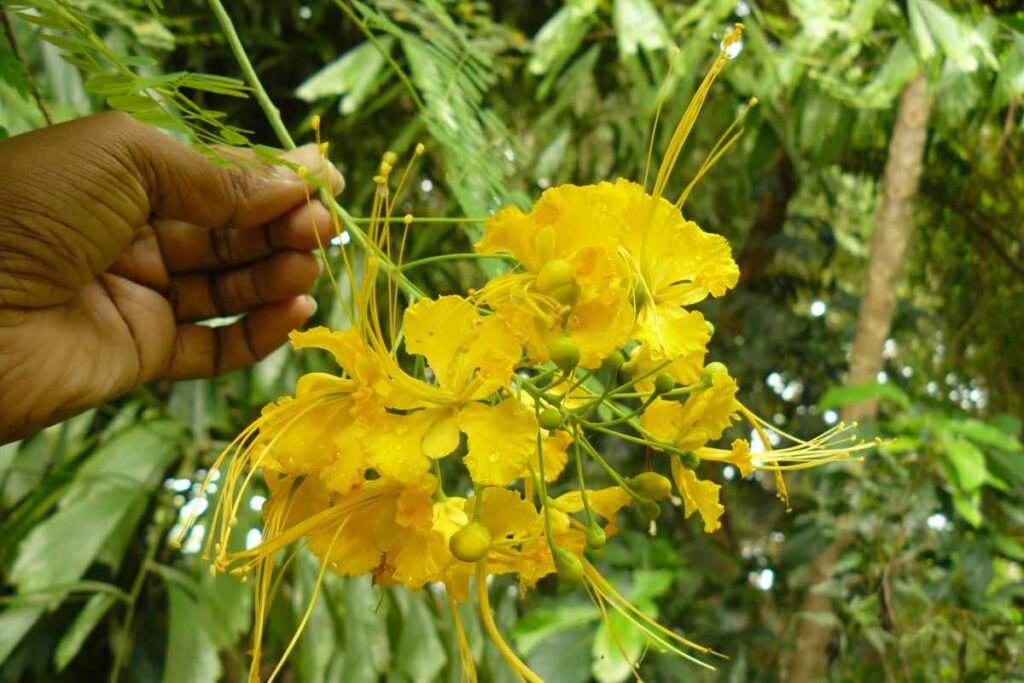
601,350,626,374
701,361,728,387
626,472,673,500
538,406,563,431
449,521,492,562
678,451,701,470
654,372,675,395
585,523,607,550
535,259,575,295
549,337,580,373
554,546,585,585
637,498,662,521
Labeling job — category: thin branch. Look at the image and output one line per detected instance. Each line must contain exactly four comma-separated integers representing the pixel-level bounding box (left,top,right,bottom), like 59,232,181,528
1,7,54,126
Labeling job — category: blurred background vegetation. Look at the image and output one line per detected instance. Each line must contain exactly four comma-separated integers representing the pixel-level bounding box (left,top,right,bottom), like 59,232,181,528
1,0,1022,681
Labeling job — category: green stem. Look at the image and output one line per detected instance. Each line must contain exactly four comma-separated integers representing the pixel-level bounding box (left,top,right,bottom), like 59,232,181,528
400,253,514,272
207,0,291,150
571,423,598,528
207,0,426,302
575,433,641,500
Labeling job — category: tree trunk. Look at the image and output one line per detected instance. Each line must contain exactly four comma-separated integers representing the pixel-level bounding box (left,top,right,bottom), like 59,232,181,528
786,72,930,683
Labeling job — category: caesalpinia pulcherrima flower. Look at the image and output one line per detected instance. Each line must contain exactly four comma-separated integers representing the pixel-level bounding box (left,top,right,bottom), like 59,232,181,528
177,24,877,682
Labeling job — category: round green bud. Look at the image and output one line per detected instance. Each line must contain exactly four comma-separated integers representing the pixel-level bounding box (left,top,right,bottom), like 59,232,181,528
678,451,701,470
547,282,580,307
449,521,492,562
601,350,626,374
538,406,563,431
535,259,575,295
549,337,580,373
653,372,675,395
704,320,715,337
553,546,584,585
585,523,607,550
626,472,673,500
703,361,728,378
637,498,662,521
620,358,640,376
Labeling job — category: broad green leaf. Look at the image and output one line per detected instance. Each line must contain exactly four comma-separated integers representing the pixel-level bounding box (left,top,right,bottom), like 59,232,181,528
818,381,910,411
952,490,982,528
392,588,447,683
161,581,222,683
54,593,117,671
528,0,599,76
612,0,672,57
338,576,390,682
591,609,646,683
510,604,600,656
846,0,887,37
296,37,393,115
0,604,45,665
630,569,674,603
525,625,593,683
0,44,31,97
939,430,988,492
949,418,1023,453
909,0,997,72
10,420,184,594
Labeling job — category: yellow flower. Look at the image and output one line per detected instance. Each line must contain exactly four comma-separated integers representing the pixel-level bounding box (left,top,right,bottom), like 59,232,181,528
476,185,634,368
640,371,740,451
671,456,725,533
600,179,739,363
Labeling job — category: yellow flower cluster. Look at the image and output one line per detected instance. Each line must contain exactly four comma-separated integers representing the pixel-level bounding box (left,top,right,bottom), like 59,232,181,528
178,24,874,682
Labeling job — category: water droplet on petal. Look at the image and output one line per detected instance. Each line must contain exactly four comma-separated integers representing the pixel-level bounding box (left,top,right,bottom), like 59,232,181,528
487,451,502,464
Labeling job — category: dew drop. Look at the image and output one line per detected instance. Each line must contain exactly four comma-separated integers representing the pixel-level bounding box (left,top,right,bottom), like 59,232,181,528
487,451,502,464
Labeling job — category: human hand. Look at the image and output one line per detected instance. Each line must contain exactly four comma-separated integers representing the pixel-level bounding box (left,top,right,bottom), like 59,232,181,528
0,112,344,442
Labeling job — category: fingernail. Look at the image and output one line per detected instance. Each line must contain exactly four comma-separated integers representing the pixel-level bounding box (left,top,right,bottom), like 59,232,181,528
300,295,318,316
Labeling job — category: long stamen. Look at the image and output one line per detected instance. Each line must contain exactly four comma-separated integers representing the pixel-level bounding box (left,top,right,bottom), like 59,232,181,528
651,24,744,200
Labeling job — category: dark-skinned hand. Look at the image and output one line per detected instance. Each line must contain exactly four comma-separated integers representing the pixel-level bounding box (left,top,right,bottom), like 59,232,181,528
0,112,344,442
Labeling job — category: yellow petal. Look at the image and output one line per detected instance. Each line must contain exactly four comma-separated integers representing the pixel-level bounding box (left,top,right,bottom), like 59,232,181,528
403,296,519,397
633,304,709,363
725,438,754,478
640,372,740,451
532,429,572,483
459,400,539,486
670,457,724,534
365,410,437,484
423,408,460,459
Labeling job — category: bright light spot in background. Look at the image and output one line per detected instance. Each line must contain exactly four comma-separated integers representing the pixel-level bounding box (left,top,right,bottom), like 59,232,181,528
166,478,191,493
723,465,736,480
734,1,751,18
180,497,209,520
249,495,267,512
926,381,939,396
721,36,744,59
246,528,263,550
927,513,951,531
877,370,888,383
537,177,551,189
883,338,898,359
299,5,312,20
901,366,914,378
767,372,784,392
330,231,351,246
503,148,516,162
823,409,839,425
749,568,774,591
749,428,780,455
769,531,785,544
419,178,434,193
810,300,827,317
179,524,205,555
